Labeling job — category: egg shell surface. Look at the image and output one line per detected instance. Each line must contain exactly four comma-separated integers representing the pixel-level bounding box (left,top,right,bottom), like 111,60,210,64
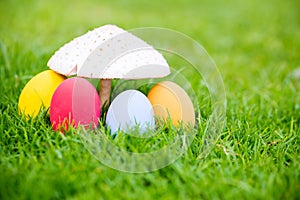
50,77,100,130
147,81,195,127
106,90,155,134
18,70,66,118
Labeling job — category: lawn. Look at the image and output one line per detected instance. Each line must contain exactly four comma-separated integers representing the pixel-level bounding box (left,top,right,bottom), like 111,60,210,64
0,0,299,199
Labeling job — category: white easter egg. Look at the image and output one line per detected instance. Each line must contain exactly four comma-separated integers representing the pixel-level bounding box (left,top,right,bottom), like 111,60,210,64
106,90,155,134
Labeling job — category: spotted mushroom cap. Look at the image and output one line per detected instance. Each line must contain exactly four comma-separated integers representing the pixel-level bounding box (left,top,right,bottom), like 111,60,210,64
47,24,170,79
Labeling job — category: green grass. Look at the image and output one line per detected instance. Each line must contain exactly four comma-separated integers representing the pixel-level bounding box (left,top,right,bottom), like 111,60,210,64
0,0,300,199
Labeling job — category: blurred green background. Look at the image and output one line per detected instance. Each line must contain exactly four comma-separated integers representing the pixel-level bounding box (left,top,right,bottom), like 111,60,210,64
1,0,299,90
0,0,299,199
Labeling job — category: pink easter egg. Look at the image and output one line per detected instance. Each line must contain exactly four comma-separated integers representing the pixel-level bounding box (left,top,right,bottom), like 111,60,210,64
50,77,100,131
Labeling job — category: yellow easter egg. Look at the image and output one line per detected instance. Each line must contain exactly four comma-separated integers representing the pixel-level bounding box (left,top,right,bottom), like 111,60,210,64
18,70,66,118
147,81,195,127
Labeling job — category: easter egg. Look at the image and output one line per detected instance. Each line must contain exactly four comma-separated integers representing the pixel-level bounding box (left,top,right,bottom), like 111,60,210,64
18,70,66,118
147,81,195,127
50,77,100,130
106,90,155,134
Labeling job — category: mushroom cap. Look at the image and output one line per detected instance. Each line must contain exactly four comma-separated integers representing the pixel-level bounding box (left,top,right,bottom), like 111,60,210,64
48,24,170,79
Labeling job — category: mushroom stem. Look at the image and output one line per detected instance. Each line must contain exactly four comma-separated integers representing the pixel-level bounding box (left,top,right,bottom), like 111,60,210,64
100,79,112,108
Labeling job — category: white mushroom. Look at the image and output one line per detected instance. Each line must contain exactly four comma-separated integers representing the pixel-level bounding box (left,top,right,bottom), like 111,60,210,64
47,24,170,107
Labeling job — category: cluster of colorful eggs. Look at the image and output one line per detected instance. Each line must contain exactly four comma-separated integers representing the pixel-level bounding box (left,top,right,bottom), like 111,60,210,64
18,70,195,134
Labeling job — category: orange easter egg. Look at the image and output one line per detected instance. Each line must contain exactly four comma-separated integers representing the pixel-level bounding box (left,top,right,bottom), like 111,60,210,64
147,81,195,127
